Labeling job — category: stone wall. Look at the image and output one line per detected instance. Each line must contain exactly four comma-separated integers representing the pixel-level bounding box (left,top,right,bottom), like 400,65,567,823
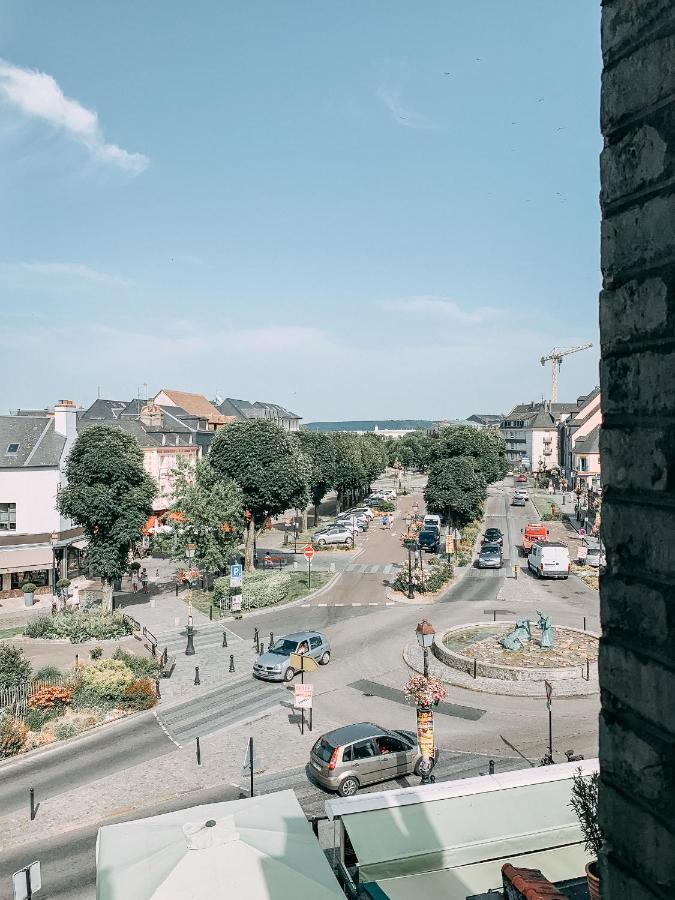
599,2,675,897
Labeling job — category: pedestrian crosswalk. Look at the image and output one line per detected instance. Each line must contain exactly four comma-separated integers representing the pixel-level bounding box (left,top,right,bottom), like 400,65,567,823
344,562,402,574
156,677,282,746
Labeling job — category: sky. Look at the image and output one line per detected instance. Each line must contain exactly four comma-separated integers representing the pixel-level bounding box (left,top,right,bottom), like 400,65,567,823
0,2,603,421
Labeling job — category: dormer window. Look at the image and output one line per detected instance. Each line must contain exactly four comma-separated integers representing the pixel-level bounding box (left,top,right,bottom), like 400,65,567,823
5,443,19,455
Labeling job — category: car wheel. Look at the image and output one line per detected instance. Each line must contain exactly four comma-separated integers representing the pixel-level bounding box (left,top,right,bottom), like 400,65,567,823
284,667,295,682
338,776,360,797
319,651,330,665
317,539,326,546
413,757,435,777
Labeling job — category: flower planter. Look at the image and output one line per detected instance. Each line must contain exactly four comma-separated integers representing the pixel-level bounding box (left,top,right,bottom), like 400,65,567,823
585,861,600,900
24,592,34,607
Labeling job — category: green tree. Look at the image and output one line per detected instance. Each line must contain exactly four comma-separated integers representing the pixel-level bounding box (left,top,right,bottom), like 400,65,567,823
424,456,486,528
295,431,336,526
331,433,366,511
57,426,156,611
430,426,508,484
0,643,32,690
157,457,244,576
359,434,388,493
209,419,309,571
396,430,432,471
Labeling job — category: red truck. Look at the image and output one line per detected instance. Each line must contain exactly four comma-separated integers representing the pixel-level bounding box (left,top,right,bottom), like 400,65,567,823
520,523,550,555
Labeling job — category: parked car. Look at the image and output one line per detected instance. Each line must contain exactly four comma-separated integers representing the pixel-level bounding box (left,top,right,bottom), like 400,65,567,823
511,495,526,507
423,514,442,531
478,542,503,569
336,514,369,532
527,542,570,579
582,539,605,568
378,489,397,499
516,474,528,483
345,506,374,520
482,527,504,546
309,722,435,797
313,525,354,546
417,528,441,553
253,630,331,682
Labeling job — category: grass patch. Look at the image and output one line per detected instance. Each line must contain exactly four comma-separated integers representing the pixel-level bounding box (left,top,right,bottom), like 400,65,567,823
285,570,331,601
182,589,212,616
0,626,24,640
530,492,562,520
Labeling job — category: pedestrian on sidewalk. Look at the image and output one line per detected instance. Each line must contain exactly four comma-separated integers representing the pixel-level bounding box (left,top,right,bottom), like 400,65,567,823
131,570,139,593
140,567,149,594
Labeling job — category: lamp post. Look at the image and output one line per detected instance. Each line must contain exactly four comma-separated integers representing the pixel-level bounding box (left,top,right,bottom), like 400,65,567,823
415,619,436,784
50,531,59,596
405,516,414,599
412,501,419,523
185,543,196,656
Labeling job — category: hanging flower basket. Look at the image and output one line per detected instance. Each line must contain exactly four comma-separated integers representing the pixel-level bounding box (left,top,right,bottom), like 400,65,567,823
404,673,447,708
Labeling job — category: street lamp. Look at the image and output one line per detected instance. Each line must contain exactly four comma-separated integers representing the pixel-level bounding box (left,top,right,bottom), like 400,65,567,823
412,501,419,522
415,619,436,785
50,531,59,596
185,543,196,656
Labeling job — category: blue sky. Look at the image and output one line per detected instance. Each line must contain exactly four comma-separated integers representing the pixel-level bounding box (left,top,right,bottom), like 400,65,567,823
0,2,602,420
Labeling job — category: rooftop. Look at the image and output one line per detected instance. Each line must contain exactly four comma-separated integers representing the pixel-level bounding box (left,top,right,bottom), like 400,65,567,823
0,414,65,469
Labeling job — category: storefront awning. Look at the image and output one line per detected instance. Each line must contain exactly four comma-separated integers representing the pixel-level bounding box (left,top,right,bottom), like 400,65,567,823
0,546,53,574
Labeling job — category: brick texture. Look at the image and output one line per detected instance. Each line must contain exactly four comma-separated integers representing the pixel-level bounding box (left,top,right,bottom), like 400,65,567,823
600,2,675,899
501,864,566,900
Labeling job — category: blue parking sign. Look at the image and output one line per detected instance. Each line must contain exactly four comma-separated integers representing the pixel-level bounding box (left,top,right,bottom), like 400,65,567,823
230,564,243,587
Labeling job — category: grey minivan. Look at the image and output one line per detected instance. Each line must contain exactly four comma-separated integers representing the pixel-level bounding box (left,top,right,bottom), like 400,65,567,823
252,630,330,682
309,722,434,797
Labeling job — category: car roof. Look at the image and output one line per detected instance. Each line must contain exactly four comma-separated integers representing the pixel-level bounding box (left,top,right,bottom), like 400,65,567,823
485,527,503,532
321,722,387,746
533,541,568,549
281,631,323,641
481,542,501,550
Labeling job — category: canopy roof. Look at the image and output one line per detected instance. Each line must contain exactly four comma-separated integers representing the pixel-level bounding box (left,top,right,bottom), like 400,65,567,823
96,789,343,900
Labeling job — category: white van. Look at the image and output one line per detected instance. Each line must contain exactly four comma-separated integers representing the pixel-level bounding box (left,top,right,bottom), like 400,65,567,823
527,542,570,579
423,515,442,531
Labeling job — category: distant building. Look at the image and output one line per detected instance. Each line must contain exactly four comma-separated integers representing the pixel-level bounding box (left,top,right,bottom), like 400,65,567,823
0,400,87,594
500,400,582,470
557,388,602,486
154,389,231,430
466,414,503,429
214,397,301,432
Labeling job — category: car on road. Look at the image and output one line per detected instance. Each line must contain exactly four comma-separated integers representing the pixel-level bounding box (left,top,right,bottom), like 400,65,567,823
423,514,442,531
482,527,504,546
582,539,605,568
527,542,570,579
312,524,354,546
478,542,503,569
309,722,434,796
417,528,441,553
345,506,374,520
253,630,331,682
511,495,526,507
336,514,369,532
514,489,529,499
515,474,528,483
521,522,550,554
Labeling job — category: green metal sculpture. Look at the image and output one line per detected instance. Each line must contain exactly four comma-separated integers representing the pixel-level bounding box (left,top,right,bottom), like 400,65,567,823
499,618,532,651
537,609,554,648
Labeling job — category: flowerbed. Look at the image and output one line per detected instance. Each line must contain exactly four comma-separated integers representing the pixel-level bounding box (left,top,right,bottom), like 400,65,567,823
23,611,134,644
393,559,454,595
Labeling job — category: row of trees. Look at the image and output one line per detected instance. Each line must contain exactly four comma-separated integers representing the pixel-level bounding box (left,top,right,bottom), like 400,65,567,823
423,426,509,527
57,421,391,608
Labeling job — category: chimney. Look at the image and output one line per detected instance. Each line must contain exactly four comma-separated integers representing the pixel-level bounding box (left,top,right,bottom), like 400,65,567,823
140,404,163,429
54,400,77,454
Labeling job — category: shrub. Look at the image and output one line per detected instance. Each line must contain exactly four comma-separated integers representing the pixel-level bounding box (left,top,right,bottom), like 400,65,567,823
122,678,157,710
23,611,134,644
425,561,454,592
34,665,62,681
0,715,28,757
90,646,103,660
128,561,142,572
243,572,291,608
56,578,71,589
213,577,229,605
80,658,135,701
54,722,79,741
21,582,37,593
71,685,117,711
570,768,603,857
23,706,62,732
0,643,32,690
28,685,72,710
112,648,160,678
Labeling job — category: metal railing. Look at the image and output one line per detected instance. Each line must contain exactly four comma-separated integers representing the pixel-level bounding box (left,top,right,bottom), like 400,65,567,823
0,675,71,719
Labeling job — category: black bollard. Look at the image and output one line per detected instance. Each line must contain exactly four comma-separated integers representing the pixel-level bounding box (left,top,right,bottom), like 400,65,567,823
259,643,264,654
489,759,495,775
269,632,274,648
209,605,213,621
155,678,161,699
222,631,228,648
29,787,35,821
196,737,201,766
175,582,179,597
194,666,200,685
229,654,235,673
473,658,477,679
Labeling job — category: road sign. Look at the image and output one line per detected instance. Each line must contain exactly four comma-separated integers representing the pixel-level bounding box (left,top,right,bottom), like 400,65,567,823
294,683,314,709
289,652,319,673
142,535,150,550
579,527,586,537
230,595,242,612
230,564,243,588
12,862,41,900
303,545,314,560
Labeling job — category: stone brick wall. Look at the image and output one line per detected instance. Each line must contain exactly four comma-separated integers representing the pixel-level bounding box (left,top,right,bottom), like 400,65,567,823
502,864,566,900
599,3,675,898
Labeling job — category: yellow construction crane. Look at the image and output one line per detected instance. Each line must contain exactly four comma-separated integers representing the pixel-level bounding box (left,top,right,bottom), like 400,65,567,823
540,343,593,403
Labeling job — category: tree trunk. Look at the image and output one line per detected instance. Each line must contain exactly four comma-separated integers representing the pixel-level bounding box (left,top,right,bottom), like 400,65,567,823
314,503,319,526
244,518,256,572
102,578,113,614
301,507,308,532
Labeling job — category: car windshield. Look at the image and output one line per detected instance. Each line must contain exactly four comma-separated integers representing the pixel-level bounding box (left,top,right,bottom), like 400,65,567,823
482,546,500,555
312,738,336,763
269,639,298,656
486,530,501,538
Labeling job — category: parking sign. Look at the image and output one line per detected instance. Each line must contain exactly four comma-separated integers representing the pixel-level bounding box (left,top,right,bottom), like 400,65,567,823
230,564,243,588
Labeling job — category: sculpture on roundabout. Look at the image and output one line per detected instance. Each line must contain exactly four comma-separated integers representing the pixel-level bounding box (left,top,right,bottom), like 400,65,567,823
499,618,531,651
537,609,554,648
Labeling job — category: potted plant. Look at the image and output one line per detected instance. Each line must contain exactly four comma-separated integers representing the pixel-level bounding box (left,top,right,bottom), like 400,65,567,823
570,768,603,900
21,582,37,607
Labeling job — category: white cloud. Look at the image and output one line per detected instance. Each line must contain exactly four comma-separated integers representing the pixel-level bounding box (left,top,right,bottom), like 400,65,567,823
0,58,148,174
379,296,501,325
0,261,131,288
375,85,431,129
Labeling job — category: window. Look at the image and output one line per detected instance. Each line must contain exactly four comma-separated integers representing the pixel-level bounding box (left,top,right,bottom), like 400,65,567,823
352,739,378,760
0,503,16,530
342,744,353,762
5,443,19,455
377,736,408,753
309,636,322,650
11,569,49,589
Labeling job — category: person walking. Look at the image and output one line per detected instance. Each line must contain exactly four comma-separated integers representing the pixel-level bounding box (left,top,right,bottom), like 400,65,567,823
140,567,149,594
131,569,139,594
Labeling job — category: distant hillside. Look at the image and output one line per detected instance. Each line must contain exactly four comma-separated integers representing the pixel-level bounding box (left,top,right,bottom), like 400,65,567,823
305,420,433,432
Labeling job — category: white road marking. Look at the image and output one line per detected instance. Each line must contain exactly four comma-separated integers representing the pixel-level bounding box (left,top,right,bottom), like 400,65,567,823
352,603,362,606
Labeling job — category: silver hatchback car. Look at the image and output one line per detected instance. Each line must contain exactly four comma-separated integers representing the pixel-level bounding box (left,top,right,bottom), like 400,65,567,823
252,630,331,682
309,722,434,797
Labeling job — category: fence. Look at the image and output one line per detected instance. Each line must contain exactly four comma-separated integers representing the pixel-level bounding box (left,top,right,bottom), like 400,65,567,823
0,675,71,720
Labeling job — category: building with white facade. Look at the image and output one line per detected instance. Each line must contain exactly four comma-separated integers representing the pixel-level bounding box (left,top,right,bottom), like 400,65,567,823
501,401,580,470
0,401,87,594
557,388,602,487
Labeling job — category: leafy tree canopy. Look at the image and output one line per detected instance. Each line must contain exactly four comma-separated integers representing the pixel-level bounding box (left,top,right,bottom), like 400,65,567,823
58,426,156,586
0,643,32,690
424,456,486,527
331,432,366,500
430,426,508,484
294,431,336,510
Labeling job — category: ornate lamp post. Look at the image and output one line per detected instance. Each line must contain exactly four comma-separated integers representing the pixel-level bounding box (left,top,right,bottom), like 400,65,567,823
50,531,59,596
185,543,196,656
412,501,419,523
405,516,414,600
415,619,436,784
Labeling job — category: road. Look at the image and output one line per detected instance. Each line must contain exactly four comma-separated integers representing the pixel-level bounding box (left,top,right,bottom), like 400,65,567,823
0,475,600,898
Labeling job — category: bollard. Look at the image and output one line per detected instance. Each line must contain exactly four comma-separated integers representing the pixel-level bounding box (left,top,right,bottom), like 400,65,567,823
583,616,587,632
269,632,274,648
222,631,228,648
586,658,590,681
473,658,477,679
196,737,201,766
310,816,319,838
489,759,495,775
194,666,200,685
75,653,79,669
493,610,497,623
259,643,264,654
513,565,518,580
209,606,213,621
155,678,161,699
229,654,235,673
253,628,259,653
29,787,35,821
175,583,179,597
